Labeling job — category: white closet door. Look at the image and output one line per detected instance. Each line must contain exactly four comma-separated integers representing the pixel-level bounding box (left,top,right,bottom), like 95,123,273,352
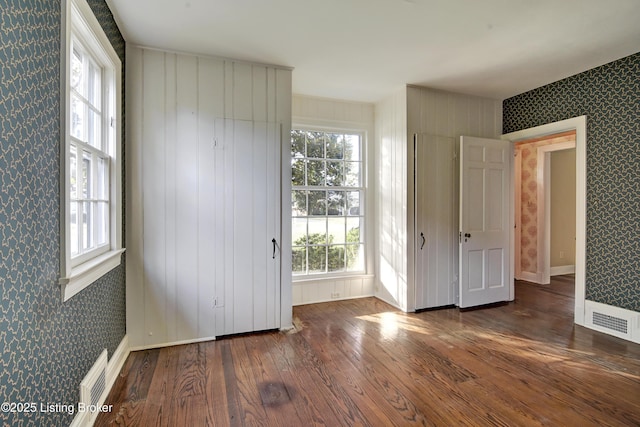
218,119,281,335
414,134,457,310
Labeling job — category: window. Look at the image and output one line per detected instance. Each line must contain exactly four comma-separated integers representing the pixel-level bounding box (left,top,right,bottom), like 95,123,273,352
59,0,123,301
291,130,365,276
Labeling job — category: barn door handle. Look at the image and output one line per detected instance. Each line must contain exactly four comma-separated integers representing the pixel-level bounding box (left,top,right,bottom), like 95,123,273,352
420,232,425,250
272,238,277,259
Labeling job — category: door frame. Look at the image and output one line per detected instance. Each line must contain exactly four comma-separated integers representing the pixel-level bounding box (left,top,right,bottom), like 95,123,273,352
502,116,587,326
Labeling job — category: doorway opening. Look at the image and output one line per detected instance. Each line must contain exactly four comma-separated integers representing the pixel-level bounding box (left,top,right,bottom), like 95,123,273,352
503,116,587,327
513,131,576,285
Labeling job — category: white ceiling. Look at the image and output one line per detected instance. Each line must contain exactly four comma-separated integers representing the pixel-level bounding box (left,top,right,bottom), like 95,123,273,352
106,0,640,103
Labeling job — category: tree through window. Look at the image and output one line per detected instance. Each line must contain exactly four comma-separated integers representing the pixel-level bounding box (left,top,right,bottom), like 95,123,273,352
291,130,364,275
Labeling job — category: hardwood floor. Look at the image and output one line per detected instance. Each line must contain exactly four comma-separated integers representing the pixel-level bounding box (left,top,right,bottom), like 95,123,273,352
96,276,640,426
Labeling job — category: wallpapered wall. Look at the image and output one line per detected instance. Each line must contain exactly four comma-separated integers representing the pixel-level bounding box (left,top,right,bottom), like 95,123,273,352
0,1,126,425
504,52,640,312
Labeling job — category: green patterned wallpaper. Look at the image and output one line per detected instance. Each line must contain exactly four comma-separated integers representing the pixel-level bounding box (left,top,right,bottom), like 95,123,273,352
504,52,640,312
0,0,126,425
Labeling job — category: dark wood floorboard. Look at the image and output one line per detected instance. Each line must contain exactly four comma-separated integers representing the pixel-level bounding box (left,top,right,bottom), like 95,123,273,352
96,276,640,426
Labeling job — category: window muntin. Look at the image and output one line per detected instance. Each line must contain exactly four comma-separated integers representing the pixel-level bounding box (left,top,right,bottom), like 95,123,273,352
292,130,365,276
68,36,112,266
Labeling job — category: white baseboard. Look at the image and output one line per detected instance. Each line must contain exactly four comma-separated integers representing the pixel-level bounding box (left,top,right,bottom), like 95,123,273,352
106,335,130,394
70,334,130,427
519,271,542,284
584,300,640,344
550,265,575,276
129,334,217,352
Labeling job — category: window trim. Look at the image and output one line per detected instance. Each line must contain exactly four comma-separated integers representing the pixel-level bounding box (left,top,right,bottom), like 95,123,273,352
59,0,124,301
291,126,367,279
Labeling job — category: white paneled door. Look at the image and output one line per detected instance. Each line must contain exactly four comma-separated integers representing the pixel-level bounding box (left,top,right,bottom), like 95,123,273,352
459,136,511,308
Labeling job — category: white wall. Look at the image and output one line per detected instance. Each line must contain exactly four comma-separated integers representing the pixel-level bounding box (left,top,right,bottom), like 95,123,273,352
291,95,376,305
375,88,409,310
127,46,292,348
375,85,502,311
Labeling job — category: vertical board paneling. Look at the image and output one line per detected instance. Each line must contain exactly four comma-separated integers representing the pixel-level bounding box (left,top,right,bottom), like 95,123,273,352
175,55,199,341
126,46,145,346
223,119,235,335
214,118,227,336
164,53,178,343
377,86,501,312
200,57,225,119
197,57,219,339
233,62,253,121
128,47,290,347
252,67,268,122
268,123,281,328
142,49,167,344
233,120,254,333
252,122,269,328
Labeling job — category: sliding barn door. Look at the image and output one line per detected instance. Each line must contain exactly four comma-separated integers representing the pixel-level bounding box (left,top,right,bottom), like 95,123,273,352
414,134,457,309
216,119,281,336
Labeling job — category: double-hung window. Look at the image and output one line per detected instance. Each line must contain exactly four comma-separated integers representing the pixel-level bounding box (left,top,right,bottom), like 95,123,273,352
60,0,123,301
291,130,365,276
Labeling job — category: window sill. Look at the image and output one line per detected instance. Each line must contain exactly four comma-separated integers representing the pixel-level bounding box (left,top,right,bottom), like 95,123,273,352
59,248,125,301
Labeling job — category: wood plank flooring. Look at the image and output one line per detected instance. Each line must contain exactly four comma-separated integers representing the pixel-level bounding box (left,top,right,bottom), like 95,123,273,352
96,276,640,426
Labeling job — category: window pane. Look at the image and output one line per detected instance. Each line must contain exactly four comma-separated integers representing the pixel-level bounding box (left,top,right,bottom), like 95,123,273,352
96,201,108,246
82,151,92,198
326,133,344,160
70,144,77,200
347,218,362,243
308,190,326,216
88,61,101,108
70,202,78,256
291,159,305,186
82,202,90,250
306,132,324,158
328,217,346,244
292,190,307,216
325,161,344,186
70,95,85,140
97,156,108,200
346,244,364,271
71,46,83,94
308,218,327,244
344,134,360,161
347,191,360,216
327,191,345,216
345,161,361,187
292,218,307,245
292,246,307,275
306,160,324,186
328,245,346,272
307,245,326,273
291,130,305,158
88,109,101,149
